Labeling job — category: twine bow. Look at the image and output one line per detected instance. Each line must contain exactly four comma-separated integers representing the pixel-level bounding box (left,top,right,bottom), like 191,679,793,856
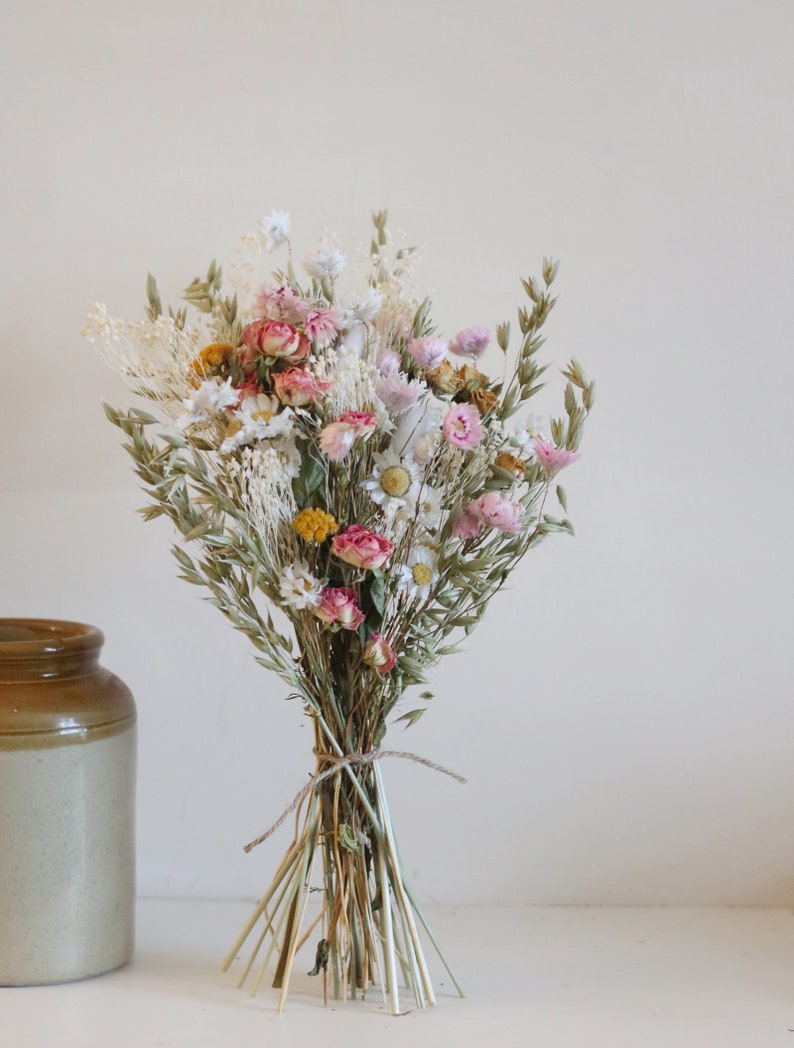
243,749,467,853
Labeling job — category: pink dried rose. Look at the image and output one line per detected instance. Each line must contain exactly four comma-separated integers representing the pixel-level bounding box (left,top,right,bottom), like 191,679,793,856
313,587,365,630
449,326,491,358
443,402,485,449
362,631,397,674
331,524,394,570
241,320,302,359
273,367,330,406
467,491,524,532
304,308,342,347
408,336,447,370
531,437,580,477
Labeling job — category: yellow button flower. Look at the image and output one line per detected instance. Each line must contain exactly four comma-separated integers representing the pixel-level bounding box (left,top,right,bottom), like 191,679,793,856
191,342,234,377
292,508,339,543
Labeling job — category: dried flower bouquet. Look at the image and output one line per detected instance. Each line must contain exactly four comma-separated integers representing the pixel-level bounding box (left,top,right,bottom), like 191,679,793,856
85,210,592,1013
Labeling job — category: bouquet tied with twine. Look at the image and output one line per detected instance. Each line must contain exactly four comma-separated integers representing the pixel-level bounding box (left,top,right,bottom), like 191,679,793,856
84,209,593,1013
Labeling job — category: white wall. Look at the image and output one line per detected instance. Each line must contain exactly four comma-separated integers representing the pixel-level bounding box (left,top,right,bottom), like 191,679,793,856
2,0,793,905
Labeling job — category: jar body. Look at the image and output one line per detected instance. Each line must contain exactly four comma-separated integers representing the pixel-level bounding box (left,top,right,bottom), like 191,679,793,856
0,620,136,986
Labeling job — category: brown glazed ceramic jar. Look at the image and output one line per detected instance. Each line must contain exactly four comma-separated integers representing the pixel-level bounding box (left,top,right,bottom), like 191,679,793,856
0,619,136,985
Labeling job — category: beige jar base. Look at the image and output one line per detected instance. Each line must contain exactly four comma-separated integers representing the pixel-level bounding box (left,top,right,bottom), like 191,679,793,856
0,725,136,986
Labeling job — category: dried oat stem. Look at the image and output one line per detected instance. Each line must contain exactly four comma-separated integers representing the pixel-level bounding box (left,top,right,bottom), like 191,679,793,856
222,711,461,1014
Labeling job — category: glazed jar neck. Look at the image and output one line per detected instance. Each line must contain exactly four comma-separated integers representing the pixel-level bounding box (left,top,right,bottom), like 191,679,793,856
0,621,104,682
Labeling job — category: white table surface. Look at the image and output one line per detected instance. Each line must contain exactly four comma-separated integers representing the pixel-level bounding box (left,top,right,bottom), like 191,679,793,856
3,900,794,1047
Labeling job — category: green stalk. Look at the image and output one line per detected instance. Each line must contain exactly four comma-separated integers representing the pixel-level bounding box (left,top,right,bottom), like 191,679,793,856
221,837,302,972
276,814,319,1013
377,840,400,1015
375,763,435,1007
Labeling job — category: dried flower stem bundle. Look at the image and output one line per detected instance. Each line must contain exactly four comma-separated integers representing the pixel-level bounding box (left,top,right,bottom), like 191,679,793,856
86,211,593,1013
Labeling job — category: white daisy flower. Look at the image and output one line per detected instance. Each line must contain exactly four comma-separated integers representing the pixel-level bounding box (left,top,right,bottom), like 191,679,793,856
391,395,445,462
221,397,294,452
279,560,322,610
240,392,281,424
274,434,302,478
178,377,238,429
361,449,420,513
258,209,291,252
397,546,439,602
513,414,545,449
415,483,444,531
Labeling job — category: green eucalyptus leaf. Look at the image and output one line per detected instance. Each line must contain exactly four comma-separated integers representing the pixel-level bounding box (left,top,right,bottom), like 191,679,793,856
369,572,386,616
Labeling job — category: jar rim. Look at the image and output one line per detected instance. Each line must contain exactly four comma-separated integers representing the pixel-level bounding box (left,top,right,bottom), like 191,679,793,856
0,619,104,660
0,620,135,745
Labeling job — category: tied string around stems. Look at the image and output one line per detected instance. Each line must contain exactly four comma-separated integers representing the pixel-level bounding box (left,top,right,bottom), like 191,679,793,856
243,749,467,854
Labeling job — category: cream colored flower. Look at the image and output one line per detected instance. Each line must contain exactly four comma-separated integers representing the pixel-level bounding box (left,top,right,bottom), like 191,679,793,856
259,209,291,252
177,377,238,429
279,561,323,610
397,546,439,602
415,484,444,531
220,397,293,452
361,449,420,513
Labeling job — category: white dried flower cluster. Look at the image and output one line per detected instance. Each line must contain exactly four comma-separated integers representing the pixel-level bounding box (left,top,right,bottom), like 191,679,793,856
313,344,386,422
82,302,127,359
83,306,200,404
279,560,322,610
177,377,238,429
259,210,291,253
229,445,297,545
344,287,383,324
303,241,346,282
372,287,416,349
228,230,265,316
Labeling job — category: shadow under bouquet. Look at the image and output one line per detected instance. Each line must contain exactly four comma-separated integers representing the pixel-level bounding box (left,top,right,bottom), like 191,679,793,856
84,210,593,1013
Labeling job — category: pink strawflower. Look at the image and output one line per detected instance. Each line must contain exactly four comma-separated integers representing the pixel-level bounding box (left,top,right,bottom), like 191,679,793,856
313,587,365,630
449,326,491,358
531,437,580,477
467,491,524,532
273,367,330,406
337,410,377,433
376,372,425,414
443,402,485,449
304,308,342,347
451,508,482,539
319,421,356,461
319,411,377,461
408,336,447,370
362,631,397,674
253,283,313,325
331,524,394,570
378,348,401,375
